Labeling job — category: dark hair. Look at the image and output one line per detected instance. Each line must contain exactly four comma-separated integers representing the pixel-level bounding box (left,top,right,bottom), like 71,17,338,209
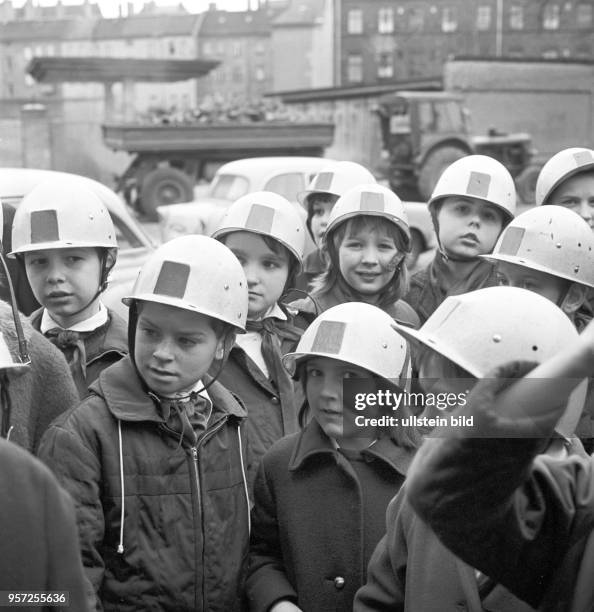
312,216,410,304
219,232,300,295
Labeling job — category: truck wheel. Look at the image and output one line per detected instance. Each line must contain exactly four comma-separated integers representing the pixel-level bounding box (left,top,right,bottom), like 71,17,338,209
418,147,468,201
139,167,194,221
515,165,540,205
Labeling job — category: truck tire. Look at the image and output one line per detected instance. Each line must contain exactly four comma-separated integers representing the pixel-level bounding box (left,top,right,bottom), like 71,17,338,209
418,146,468,202
515,165,541,205
139,167,194,221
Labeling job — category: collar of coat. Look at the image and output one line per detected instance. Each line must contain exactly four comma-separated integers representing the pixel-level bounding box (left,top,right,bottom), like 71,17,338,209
288,419,414,476
89,356,247,424
30,306,128,361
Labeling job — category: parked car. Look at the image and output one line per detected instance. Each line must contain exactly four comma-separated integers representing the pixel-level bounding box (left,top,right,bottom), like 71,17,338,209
158,157,436,268
0,168,157,319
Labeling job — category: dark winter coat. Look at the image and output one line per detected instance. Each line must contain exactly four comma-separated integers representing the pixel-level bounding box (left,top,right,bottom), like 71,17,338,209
405,253,498,325
30,307,128,398
291,281,420,328
216,321,304,494
0,438,89,612
0,300,79,452
246,420,413,612
407,363,594,612
294,248,326,292
38,356,250,612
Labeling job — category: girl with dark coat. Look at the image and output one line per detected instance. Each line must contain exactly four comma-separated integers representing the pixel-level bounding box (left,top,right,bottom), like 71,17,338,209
246,302,417,612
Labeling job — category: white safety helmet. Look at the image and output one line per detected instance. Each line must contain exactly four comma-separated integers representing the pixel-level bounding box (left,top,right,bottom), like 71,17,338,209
212,191,305,266
123,235,248,332
536,147,594,206
325,183,411,251
484,206,594,288
283,301,411,386
10,178,117,256
298,161,377,207
429,155,516,223
394,286,587,438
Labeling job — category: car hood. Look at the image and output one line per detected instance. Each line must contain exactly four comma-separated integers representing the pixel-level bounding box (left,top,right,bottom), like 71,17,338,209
156,197,232,241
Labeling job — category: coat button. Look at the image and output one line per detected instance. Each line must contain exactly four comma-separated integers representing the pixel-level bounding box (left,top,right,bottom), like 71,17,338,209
271,396,279,404
334,576,345,590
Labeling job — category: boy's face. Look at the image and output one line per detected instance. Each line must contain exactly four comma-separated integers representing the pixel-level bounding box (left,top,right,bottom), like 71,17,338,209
24,247,102,327
496,261,568,305
135,301,224,396
224,231,289,319
308,194,336,246
338,224,402,295
305,356,376,448
437,196,504,258
547,172,594,230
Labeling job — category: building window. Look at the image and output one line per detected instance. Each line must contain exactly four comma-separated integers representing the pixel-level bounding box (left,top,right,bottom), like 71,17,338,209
476,5,491,30
378,7,394,33
442,7,457,32
543,4,560,29
377,52,394,78
576,3,593,27
509,5,524,29
255,67,265,81
347,54,363,82
168,41,176,56
347,9,363,34
408,7,424,29
231,41,242,57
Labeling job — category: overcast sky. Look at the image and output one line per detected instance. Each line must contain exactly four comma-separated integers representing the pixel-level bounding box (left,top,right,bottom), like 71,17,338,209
7,0,258,18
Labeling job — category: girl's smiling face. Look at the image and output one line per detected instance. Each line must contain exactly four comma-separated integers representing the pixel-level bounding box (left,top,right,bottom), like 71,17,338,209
337,219,404,296
224,231,290,319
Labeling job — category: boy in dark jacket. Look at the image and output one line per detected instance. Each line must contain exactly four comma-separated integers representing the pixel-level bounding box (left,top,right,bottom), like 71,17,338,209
38,235,251,612
405,155,516,324
10,177,127,397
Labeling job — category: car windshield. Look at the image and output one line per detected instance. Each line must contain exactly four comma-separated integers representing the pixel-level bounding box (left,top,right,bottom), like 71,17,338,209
418,100,466,134
208,174,250,201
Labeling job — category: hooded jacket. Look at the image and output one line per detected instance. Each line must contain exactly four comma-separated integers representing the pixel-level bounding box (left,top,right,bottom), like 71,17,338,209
0,299,79,452
246,420,413,612
37,356,250,612
30,307,128,398
0,438,89,612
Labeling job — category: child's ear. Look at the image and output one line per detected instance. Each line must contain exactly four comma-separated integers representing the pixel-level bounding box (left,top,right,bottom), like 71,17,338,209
560,283,587,314
105,248,117,271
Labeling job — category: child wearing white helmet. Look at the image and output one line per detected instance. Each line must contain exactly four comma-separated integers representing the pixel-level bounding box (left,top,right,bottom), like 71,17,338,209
38,236,251,611
535,146,594,230
212,191,307,491
246,302,417,612
355,287,589,612
11,178,127,397
293,183,419,327
406,306,594,611
296,161,376,290
405,154,516,324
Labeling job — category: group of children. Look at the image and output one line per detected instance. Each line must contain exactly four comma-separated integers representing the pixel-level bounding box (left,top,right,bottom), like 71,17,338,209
0,145,593,611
